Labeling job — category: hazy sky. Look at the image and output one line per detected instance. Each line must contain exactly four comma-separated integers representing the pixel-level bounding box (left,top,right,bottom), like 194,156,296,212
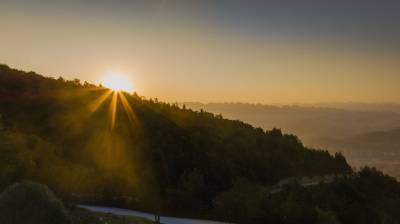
1,0,399,103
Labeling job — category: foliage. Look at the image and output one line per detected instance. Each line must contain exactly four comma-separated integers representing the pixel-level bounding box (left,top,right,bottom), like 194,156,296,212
0,181,71,224
4,64,396,223
210,168,400,224
212,178,265,223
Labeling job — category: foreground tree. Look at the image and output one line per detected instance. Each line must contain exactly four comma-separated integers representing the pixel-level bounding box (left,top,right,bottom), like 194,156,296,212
0,181,71,224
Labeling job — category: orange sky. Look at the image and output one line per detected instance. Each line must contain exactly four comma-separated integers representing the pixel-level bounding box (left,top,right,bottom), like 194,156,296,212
1,1,399,104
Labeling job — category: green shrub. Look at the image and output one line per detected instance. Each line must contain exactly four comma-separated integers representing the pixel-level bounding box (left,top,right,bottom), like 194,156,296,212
0,181,71,224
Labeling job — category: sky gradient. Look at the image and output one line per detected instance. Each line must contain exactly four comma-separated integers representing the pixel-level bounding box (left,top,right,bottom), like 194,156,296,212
1,0,399,103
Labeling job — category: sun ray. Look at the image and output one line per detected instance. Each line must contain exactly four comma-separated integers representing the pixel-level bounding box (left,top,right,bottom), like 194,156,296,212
109,91,118,129
118,91,140,126
89,89,113,112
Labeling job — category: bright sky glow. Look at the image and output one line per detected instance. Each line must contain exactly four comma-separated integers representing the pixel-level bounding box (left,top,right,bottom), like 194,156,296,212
101,72,134,92
1,1,399,103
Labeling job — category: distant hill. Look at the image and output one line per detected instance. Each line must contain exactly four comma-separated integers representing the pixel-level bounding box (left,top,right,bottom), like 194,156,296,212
309,102,400,114
184,102,400,146
326,128,400,152
321,129,400,179
0,64,350,218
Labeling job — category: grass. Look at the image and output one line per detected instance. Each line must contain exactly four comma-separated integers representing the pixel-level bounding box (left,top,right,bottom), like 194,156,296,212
69,206,153,224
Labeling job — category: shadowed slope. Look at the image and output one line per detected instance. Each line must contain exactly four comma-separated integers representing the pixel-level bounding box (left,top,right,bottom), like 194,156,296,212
0,64,350,219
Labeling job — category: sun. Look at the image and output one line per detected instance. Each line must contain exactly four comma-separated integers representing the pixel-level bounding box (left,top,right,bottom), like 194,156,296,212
101,72,134,92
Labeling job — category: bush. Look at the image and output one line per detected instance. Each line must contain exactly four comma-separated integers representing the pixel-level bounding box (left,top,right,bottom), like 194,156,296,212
0,181,71,224
212,179,265,223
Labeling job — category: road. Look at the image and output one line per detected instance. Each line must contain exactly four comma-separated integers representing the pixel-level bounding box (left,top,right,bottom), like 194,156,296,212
79,205,231,224
268,174,340,194
80,175,346,223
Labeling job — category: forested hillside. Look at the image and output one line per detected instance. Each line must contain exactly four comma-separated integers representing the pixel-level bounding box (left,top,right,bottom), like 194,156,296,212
0,64,349,213
4,64,400,223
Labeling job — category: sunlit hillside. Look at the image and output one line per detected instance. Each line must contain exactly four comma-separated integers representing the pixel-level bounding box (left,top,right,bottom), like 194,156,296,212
2,65,400,224
0,64,349,207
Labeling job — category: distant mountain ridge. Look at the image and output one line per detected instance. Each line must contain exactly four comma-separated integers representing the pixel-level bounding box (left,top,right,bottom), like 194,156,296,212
307,102,400,114
184,102,400,143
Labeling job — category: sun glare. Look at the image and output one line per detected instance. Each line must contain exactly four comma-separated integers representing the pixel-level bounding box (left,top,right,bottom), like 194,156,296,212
101,72,134,92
